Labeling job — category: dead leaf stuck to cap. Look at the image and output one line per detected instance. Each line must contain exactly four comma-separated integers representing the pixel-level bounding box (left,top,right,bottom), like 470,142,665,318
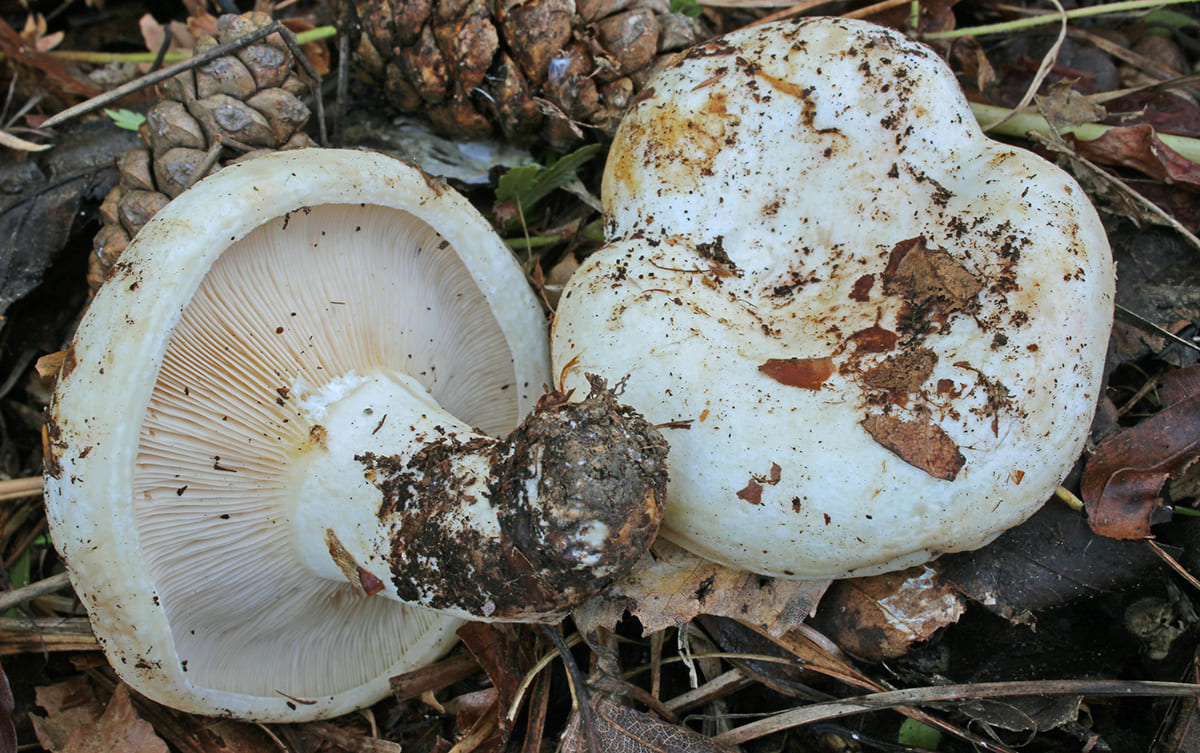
861,413,965,481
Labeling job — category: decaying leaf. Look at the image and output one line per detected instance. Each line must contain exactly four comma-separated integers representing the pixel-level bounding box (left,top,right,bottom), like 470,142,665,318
0,121,138,321
938,503,1170,617
881,236,985,317
0,18,100,103
1082,366,1200,539
809,566,965,662
862,348,938,394
1107,226,1200,368
1036,79,1106,131
31,676,104,752
574,540,828,639
560,696,736,753
457,622,539,738
758,356,836,390
1069,124,1200,190
61,684,166,753
860,413,965,481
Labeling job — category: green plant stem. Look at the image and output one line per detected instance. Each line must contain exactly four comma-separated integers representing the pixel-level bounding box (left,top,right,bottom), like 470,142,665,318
924,0,1198,39
971,102,1200,164
47,25,337,65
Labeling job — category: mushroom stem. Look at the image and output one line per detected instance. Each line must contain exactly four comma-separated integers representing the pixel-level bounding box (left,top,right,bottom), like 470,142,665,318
289,372,668,622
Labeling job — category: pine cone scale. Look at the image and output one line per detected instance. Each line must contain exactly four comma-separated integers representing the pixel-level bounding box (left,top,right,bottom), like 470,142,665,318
90,11,316,293
359,0,707,147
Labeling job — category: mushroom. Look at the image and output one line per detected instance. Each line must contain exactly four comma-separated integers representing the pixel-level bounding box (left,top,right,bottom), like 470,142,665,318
552,18,1115,579
43,148,667,721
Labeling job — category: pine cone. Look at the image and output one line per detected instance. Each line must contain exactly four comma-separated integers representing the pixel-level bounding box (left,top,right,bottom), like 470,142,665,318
92,12,317,293
355,0,707,149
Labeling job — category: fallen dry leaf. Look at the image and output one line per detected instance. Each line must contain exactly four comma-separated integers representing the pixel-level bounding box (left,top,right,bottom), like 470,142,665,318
62,684,167,753
574,540,827,640
881,236,985,318
758,356,835,390
938,502,1170,617
30,676,103,753
456,622,539,738
1082,366,1200,539
560,696,735,753
137,14,195,64
808,566,965,661
860,413,965,481
862,347,938,394
0,18,100,102
1070,124,1200,190
1036,79,1106,130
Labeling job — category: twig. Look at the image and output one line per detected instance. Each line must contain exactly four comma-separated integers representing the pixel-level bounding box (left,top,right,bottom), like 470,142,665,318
714,679,1200,745
0,572,71,612
1148,539,1200,593
40,23,290,130
924,0,1199,39
541,625,601,753
0,476,42,502
981,0,1067,134
40,22,328,145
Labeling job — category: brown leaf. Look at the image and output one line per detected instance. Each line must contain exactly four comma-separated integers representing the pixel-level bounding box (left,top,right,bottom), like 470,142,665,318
61,684,167,753
560,696,736,753
1159,364,1200,407
1036,79,1106,130
809,566,965,661
574,540,828,639
0,18,100,101
735,480,762,505
848,324,899,353
1082,375,1200,539
456,623,539,738
862,347,937,394
861,413,965,481
938,503,1169,617
31,676,103,752
759,356,835,390
1070,124,1200,189
881,236,984,314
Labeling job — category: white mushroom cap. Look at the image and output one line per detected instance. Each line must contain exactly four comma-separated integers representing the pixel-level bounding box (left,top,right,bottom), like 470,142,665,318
552,18,1115,579
44,149,551,720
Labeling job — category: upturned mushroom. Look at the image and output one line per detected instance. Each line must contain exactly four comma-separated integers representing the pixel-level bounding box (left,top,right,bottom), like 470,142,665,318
552,18,1115,579
44,148,667,721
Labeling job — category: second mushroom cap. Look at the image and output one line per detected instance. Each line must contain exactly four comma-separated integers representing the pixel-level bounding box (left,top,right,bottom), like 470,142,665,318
553,17,1116,579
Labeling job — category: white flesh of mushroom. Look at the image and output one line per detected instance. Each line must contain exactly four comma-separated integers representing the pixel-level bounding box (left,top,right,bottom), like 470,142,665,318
552,18,1116,579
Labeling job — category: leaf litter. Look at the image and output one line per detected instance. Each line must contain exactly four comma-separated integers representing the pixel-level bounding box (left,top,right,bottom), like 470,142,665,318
5,0,1200,750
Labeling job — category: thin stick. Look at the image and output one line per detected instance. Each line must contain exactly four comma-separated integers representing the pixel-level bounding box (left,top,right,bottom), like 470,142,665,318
41,22,327,144
40,23,291,130
715,679,1200,745
1148,539,1200,593
843,0,915,20
541,625,600,753
924,0,1198,39
0,476,42,502
0,572,71,612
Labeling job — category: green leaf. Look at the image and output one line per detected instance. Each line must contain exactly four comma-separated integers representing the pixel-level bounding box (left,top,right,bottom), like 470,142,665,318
1142,9,1200,28
897,718,941,749
669,0,705,17
4,551,30,619
104,108,146,131
495,143,602,219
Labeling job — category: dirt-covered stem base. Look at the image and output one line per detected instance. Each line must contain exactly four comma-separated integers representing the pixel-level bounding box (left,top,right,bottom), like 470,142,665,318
360,375,669,622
